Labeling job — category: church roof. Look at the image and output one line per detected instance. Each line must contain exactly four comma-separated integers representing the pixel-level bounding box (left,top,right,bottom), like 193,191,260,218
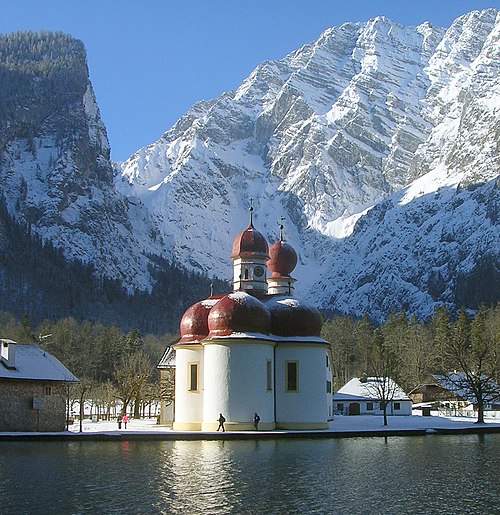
265,295,322,337
207,291,271,338
267,239,297,277
230,223,269,259
175,214,324,345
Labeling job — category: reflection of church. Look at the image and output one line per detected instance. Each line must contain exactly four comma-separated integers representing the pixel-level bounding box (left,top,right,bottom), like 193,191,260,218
160,207,334,431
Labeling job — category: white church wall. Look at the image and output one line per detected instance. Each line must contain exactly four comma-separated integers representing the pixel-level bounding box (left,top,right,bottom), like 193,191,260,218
275,344,329,429
173,346,204,431
202,340,275,431
325,348,334,421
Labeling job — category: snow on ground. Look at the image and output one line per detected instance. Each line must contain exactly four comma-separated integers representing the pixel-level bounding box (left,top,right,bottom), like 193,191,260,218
65,411,500,435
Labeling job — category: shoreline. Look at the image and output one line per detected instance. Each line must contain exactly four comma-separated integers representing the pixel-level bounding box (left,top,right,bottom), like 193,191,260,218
2,414,500,441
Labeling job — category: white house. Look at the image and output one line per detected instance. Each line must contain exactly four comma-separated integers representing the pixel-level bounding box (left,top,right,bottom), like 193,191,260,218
334,376,412,416
163,210,334,431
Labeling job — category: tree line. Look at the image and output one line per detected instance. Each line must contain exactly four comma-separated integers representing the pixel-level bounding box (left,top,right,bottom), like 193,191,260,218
1,303,498,424
0,311,177,423
0,195,228,334
323,304,499,423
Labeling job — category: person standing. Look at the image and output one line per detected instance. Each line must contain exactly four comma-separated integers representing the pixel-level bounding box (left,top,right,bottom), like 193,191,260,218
253,413,260,431
217,413,226,432
122,414,129,429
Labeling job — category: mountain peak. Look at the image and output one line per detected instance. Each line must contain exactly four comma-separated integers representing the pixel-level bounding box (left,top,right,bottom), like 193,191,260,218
1,12,498,325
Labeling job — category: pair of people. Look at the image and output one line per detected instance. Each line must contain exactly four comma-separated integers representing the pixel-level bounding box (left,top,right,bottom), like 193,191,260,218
118,414,129,429
216,412,260,431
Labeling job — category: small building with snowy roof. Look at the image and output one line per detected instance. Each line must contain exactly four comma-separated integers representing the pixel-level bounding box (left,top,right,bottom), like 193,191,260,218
432,373,500,412
160,208,334,431
334,376,412,416
0,339,79,432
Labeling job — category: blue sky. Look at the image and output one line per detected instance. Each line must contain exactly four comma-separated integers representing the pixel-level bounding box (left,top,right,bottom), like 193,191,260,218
0,0,497,161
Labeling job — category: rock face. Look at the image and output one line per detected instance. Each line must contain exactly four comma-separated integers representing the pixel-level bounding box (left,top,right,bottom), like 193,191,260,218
0,31,164,291
1,11,499,323
117,9,499,319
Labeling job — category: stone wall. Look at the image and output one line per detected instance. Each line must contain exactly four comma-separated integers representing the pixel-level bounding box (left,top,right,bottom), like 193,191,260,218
0,380,67,431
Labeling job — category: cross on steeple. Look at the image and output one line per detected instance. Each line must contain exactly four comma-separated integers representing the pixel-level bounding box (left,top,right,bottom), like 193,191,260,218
278,216,285,240
249,197,254,226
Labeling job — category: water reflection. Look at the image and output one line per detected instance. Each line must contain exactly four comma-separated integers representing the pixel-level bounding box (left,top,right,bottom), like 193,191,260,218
0,435,499,514
154,440,278,514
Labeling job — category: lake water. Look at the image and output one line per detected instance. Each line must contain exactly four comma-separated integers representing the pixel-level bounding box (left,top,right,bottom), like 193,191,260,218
1,434,499,514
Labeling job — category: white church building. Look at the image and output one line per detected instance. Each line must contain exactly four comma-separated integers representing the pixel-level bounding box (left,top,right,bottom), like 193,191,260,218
160,209,334,431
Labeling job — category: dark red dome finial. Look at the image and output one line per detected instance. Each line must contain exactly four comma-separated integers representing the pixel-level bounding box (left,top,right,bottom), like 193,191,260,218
267,220,297,277
249,197,254,227
230,200,269,259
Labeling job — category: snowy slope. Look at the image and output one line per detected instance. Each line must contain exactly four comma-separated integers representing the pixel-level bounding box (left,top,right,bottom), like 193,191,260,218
116,9,499,318
1,13,498,322
0,32,165,292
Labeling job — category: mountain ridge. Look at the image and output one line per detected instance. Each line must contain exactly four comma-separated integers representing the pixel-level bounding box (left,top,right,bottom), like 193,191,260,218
117,9,499,319
0,12,498,326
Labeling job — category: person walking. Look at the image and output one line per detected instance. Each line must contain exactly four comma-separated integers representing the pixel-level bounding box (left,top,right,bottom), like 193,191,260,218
217,413,226,432
122,414,129,429
253,412,260,431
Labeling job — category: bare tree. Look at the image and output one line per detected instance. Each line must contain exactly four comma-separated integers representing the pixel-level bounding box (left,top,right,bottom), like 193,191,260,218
365,328,403,426
444,308,500,423
114,351,151,417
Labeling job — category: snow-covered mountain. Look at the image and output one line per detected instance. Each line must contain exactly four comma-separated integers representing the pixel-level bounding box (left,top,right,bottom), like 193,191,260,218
0,32,165,292
1,11,499,324
116,9,499,319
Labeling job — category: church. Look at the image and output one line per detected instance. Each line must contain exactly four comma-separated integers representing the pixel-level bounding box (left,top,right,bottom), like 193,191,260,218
161,207,334,431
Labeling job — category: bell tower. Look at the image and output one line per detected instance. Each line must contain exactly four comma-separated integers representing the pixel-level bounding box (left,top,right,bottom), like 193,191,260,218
230,202,269,295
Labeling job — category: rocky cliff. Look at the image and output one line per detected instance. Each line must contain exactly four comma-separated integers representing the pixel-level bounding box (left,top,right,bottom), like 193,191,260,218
1,11,498,325
117,9,499,319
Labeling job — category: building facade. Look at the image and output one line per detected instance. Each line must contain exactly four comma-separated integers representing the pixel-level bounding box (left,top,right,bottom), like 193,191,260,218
0,339,79,432
164,211,334,431
334,376,412,416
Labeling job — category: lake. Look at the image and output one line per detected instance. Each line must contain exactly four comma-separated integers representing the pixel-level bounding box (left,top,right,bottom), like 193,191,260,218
1,434,499,514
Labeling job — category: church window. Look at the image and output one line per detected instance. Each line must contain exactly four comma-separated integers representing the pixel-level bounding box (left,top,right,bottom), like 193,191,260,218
285,361,298,392
188,363,199,392
244,269,249,280
266,360,272,391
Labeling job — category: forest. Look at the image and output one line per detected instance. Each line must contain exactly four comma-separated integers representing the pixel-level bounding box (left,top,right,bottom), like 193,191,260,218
0,194,228,334
1,303,498,422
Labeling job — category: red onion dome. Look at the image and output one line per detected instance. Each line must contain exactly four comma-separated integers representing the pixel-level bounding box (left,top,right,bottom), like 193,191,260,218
267,240,298,277
265,296,323,337
231,224,269,259
178,296,223,344
207,291,270,338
